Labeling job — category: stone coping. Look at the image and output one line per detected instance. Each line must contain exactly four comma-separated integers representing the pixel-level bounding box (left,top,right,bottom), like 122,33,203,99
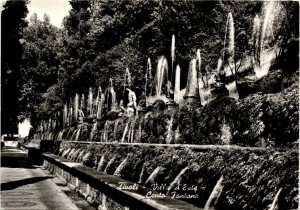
43,153,200,210
50,140,295,152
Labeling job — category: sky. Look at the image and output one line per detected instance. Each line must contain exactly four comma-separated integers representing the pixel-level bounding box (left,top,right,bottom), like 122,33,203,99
27,0,71,27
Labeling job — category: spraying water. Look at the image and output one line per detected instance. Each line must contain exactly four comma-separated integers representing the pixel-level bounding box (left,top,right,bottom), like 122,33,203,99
63,104,68,127
80,93,85,116
77,150,86,162
71,149,81,161
113,156,129,177
166,114,174,144
174,64,182,103
74,93,79,121
67,148,76,159
254,1,281,79
138,163,146,184
88,87,93,116
74,127,81,141
97,155,105,171
269,188,282,210
145,166,164,185
156,56,169,97
171,34,176,84
113,119,120,142
121,122,129,143
251,15,261,67
82,152,90,163
94,86,101,115
102,122,108,142
89,122,97,141
185,59,199,98
167,166,189,195
96,93,104,119
69,107,73,126
61,148,71,158
104,155,116,173
145,58,153,101
204,176,224,209
223,12,235,77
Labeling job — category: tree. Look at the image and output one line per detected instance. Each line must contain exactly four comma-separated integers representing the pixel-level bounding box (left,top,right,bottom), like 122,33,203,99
19,13,61,128
1,0,28,135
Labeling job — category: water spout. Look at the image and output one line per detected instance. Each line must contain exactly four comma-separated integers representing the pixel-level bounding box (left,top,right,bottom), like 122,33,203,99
138,163,145,184
185,59,199,99
80,93,85,116
88,87,93,116
254,1,281,79
156,56,169,97
166,114,174,144
204,176,224,209
74,127,81,141
113,156,128,177
167,166,189,195
90,122,97,141
145,166,164,185
145,58,153,102
121,122,129,143
63,104,68,128
82,152,90,163
269,188,282,210
97,155,105,171
223,12,235,77
74,93,79,121
171,34,175,84
104,155,116,173
174,65,182,103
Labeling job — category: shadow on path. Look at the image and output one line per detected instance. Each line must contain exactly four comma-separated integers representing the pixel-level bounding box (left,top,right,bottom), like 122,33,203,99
1,176,53,191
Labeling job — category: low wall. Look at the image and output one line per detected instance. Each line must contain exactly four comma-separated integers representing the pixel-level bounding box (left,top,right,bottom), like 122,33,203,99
23,140,298,209
43,153,200,210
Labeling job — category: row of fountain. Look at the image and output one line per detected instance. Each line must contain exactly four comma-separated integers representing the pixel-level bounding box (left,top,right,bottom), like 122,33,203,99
56,144,283,210
33,1,281,143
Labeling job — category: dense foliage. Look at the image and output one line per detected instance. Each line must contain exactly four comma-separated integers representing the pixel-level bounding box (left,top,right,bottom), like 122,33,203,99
51,141,298,210
14,0,298,129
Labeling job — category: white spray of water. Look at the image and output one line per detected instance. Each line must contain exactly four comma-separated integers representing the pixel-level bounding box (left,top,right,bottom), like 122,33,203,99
167,166,189,195
121,122,129,143
104,155,116,173
174,64,182,103
204,176,224,209
113,156,128,177
156,56,169,97
171,34,176,84
145,166,164,185
166,114,174,144
185,59,198,98
97,155,105,171
74,93,79,121
88,87,93,116
269,188,282,210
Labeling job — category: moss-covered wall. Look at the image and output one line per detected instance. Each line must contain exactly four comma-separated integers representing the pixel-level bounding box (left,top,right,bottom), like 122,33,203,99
51,142,298,210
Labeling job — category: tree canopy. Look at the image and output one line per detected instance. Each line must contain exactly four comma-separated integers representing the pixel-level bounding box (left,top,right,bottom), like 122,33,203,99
3,0,298,132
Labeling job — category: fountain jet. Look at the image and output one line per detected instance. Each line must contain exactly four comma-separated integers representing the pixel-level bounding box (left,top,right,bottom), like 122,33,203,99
88,87,93,116
156,56,169,97
74,94,79,121
185,59,199,99
204,176,224,209
171,34,175,84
